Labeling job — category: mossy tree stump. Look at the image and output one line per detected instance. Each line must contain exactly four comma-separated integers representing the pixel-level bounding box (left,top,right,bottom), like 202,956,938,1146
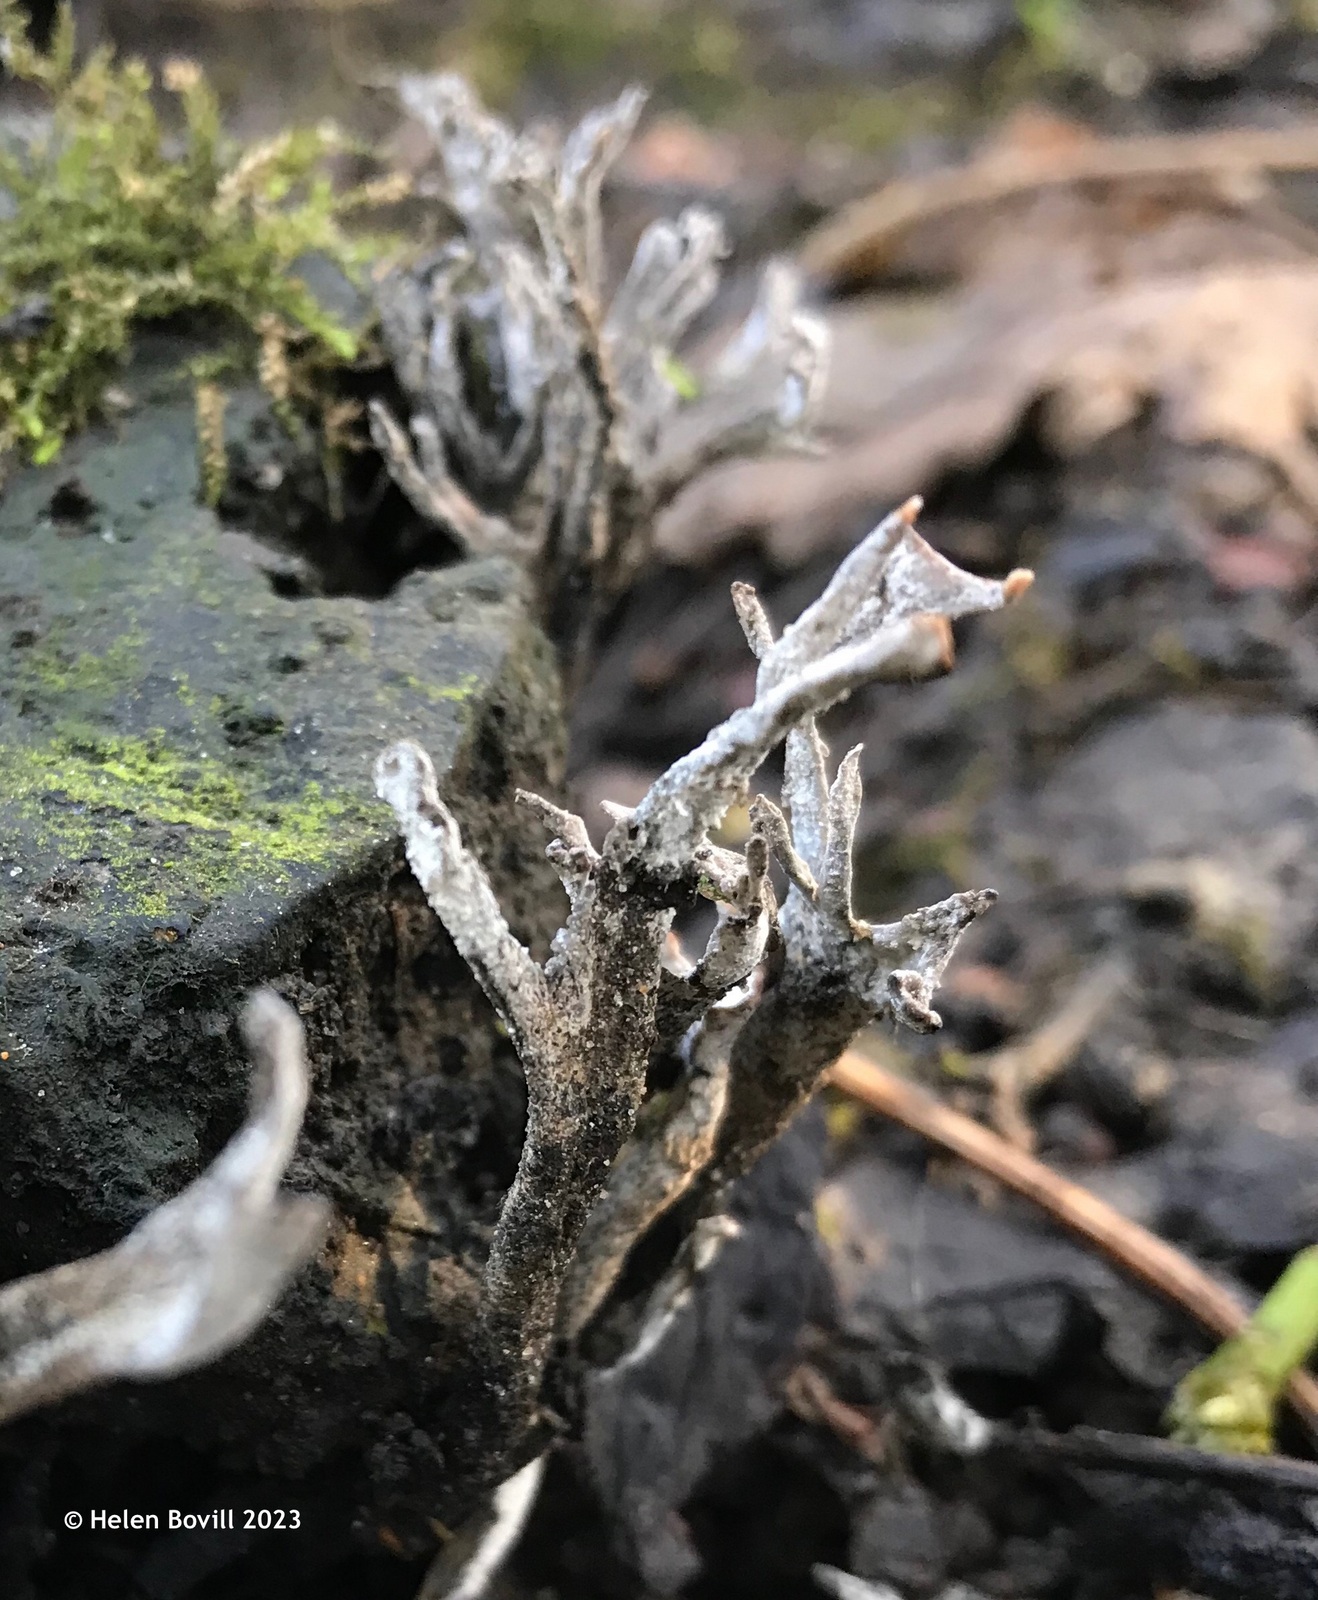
0,347,566,1567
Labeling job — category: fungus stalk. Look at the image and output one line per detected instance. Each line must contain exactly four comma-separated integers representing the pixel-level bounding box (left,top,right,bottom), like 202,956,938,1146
378,499,1033,1475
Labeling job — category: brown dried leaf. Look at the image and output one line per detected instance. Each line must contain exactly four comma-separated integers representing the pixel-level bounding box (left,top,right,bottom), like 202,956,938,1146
661,152,1318,568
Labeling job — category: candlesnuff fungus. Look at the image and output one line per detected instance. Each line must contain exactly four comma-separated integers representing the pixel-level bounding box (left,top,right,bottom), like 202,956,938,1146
378,496,1033,1476
370,74,827,659
0,990,326,1425
0,66,1035,1537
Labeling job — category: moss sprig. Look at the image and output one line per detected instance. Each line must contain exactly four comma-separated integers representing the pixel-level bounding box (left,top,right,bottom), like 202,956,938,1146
0,2,400,472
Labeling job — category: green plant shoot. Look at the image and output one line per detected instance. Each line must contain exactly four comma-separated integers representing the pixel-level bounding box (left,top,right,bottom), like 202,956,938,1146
1168,1243,1318,1454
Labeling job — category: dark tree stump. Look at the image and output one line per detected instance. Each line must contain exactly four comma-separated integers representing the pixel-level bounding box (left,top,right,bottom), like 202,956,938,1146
0,344,566,1588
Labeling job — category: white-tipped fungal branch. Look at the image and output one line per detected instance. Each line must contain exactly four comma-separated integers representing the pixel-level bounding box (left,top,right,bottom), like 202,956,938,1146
371,77,829,658
377,496,1033,1482
0,991,327,1425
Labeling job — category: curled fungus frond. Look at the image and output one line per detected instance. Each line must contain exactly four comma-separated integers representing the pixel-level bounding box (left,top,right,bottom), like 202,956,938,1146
0,991,326,1425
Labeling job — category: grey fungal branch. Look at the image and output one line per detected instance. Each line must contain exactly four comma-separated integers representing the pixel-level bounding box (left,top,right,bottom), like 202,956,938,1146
376,498,1033,1473
0,991,327,1425
370,76,827,655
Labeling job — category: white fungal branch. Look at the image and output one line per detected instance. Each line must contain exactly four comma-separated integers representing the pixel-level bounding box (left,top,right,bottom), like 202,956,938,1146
516,787,599,907
628,496,1028,876
690,834,773,993
366,400,532,559
701,505,1033,1181
416,1453,549,1600
603,205,728,466
376,487,1032,1487
0,991,327,1425
375,743,554,1082
372,78,830,655
650,261,830,503
650,842,773,1061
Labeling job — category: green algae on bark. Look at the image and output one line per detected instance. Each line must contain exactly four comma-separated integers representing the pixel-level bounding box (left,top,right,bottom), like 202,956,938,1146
0,352,538,935
0,729,380,920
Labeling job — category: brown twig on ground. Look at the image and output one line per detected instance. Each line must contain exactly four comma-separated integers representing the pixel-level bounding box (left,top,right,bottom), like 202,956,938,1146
782,1362,886,1463
964,955,1128,1150
803,124,1318,287
828,1048,1318,1438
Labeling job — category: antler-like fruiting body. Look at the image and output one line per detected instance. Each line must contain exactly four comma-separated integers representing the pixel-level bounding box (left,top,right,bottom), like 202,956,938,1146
371,77,828,660
377,486,1032,1483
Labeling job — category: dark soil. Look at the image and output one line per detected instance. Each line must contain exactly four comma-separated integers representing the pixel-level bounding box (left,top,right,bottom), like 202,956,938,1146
559,417,1318,1599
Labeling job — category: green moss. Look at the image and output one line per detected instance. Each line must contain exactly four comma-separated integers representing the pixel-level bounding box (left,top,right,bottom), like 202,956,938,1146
15,623,145,698
398,670,483,706
457,0,748,118
0,1,401,472
0,724,382,920
1013,0,1077,68
455,0,960,151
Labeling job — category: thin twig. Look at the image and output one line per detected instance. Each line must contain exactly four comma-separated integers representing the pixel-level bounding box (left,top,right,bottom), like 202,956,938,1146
783,1361,886,1463
966,955,1128,1150
803,124,1318,286
828,1048,1318,1438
